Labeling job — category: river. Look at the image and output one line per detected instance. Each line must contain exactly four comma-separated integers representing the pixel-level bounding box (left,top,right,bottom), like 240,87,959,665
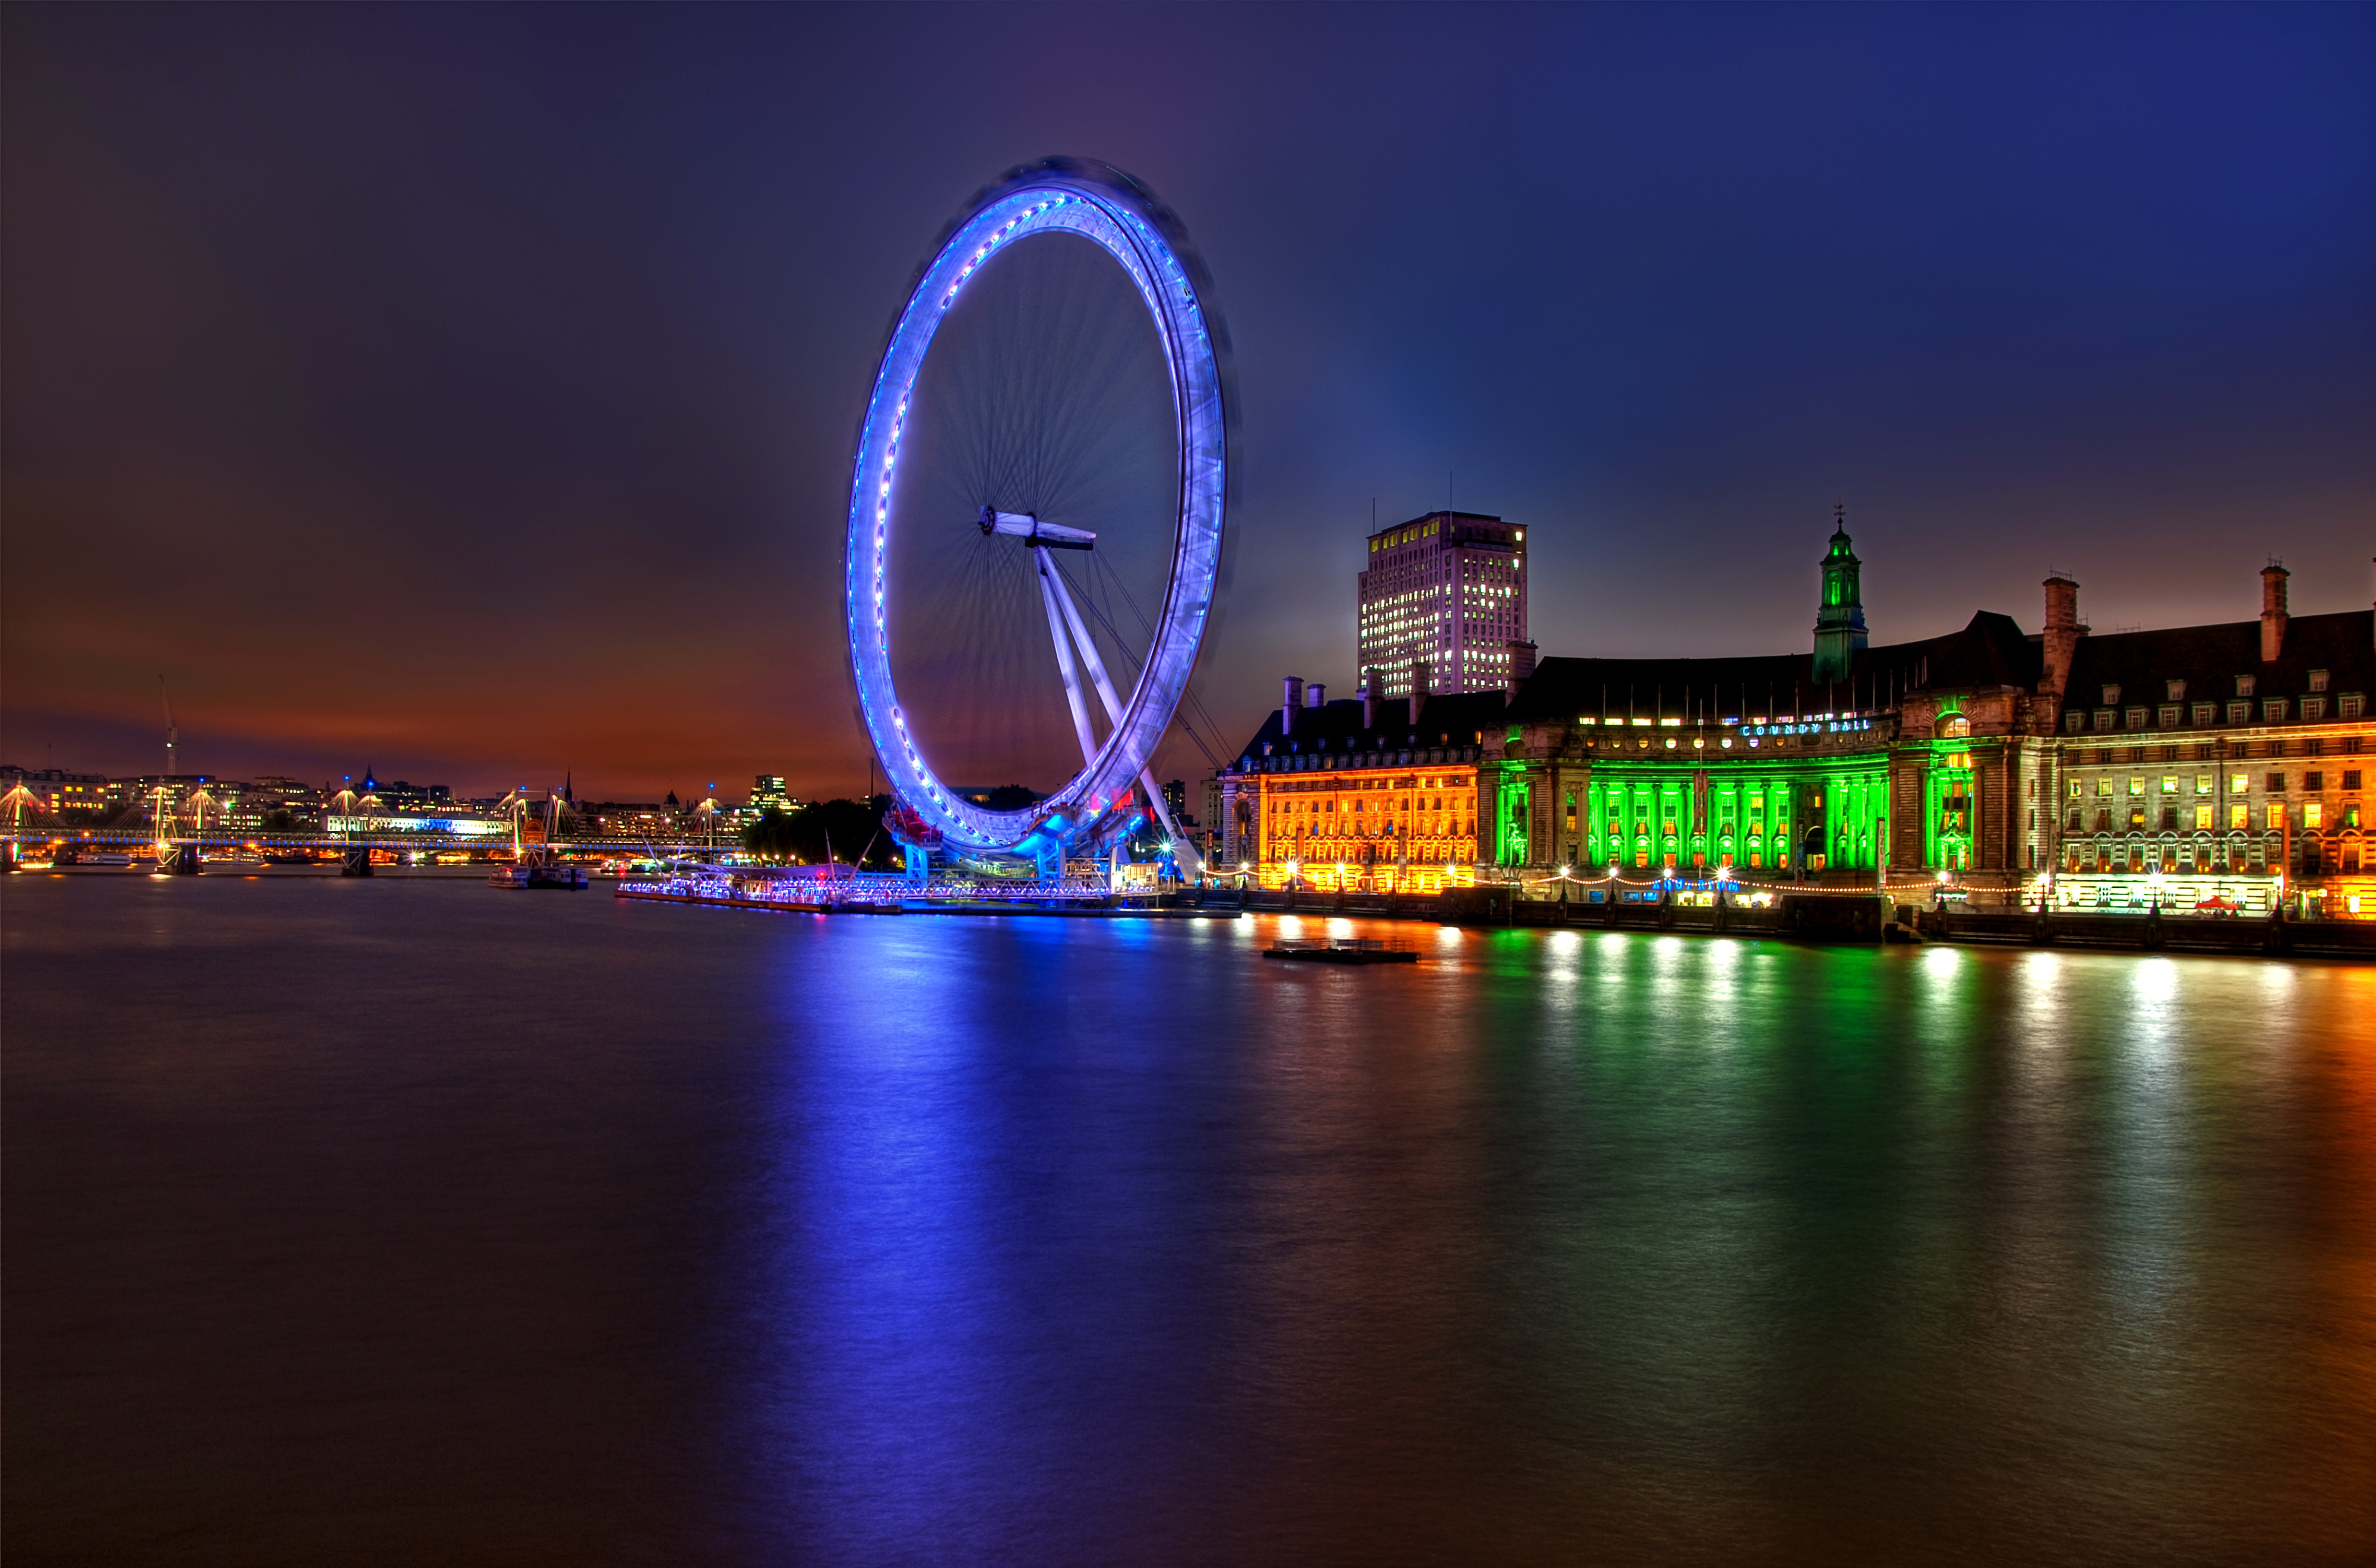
5,875,2371,1565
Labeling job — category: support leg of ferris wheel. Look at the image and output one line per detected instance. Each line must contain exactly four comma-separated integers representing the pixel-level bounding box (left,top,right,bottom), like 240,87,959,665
1034,550,1101,768
1037,550,1206,880
1032,555,1099,885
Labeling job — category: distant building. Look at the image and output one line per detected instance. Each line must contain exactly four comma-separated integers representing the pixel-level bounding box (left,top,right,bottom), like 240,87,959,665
364,778,452,812
1356,510,1531,699
0,767,114,821
117,776,231,826
729,774,801,834
576,801,684,838
226,776,324,831
1223,520,2373,916
207,781,258,831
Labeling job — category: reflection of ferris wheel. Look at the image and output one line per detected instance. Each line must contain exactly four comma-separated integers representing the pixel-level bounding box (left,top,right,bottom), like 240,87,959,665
846,159,1231,876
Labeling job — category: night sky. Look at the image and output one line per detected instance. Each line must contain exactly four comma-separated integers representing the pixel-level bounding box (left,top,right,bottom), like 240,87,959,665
4,4,2371,801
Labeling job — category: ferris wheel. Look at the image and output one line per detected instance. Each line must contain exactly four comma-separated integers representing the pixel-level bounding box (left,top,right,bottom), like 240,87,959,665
845,159,1231,877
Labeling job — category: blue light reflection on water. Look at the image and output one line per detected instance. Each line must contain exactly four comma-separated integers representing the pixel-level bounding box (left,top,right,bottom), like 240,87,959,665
738,916,1257,1561
5,881,2371,1567
709,912,2374,1566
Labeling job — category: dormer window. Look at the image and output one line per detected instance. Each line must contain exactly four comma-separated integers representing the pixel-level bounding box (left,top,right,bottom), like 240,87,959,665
2236,674,2257,698
2309,669,2330,693
2159,705,2181,729
2125,707,2148,731
2165,679,2187,701
2100,684,2121,705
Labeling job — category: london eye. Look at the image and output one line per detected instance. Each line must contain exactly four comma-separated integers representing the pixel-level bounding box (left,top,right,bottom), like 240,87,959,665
845,159,1232,879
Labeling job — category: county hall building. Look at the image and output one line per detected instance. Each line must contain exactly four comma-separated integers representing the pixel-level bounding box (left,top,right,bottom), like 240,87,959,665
1216,514,2374,918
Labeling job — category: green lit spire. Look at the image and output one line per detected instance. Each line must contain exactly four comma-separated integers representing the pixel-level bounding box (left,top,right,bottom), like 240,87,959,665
1812,505,1868,684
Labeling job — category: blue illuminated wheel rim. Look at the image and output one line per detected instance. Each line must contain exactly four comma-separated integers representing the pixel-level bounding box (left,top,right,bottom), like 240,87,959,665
845,159,1229,858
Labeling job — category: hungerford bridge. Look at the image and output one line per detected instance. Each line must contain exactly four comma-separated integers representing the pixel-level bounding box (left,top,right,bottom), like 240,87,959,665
0,785,742,864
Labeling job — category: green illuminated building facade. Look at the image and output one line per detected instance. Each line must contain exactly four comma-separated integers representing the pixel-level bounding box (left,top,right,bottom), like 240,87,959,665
1483,529,2372,909
1490,517,2043,885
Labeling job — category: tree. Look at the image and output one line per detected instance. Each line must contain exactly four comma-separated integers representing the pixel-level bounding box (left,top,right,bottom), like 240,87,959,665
738,799,899,868
741,807,801,860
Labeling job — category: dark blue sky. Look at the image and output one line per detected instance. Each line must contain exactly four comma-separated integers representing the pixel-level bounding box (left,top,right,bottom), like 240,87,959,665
4,4,2371,797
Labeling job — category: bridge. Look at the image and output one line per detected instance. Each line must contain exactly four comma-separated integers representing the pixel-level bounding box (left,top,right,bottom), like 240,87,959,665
1,780,744,863
2,827,735,859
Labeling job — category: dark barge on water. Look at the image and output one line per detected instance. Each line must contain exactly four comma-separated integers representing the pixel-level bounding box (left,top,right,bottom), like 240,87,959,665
1263,938,1419,965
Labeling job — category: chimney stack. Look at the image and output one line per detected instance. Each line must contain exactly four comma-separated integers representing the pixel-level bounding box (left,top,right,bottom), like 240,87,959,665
2261,561,2289,663
1408,659,1430,728
1307,682,1325,709
1505,639,1537,701
1281,676,1303,735
1363,666,1383,729
2041,576,2081,698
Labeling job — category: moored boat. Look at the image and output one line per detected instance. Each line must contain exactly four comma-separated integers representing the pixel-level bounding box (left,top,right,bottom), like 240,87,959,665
1263,938,1418,964
489,861,589,890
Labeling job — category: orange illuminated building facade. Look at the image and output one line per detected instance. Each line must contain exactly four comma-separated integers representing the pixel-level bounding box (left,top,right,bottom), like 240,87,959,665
1214,679,1506,892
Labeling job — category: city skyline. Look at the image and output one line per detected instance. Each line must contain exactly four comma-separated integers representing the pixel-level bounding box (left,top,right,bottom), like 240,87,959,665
8,15,2376,1558
5,5,2372,798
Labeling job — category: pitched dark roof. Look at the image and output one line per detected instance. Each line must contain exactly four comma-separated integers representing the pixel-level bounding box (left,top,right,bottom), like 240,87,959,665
1228,690,1511,766
1907,611,2043,693
1220,611,2372,761
2061,610,2374,707
1505,650,1810,726
1503,611,2045,724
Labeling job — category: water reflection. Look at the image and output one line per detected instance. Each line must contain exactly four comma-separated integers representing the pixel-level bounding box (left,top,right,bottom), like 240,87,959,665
731,918,2373,1565
11,881,2364,1566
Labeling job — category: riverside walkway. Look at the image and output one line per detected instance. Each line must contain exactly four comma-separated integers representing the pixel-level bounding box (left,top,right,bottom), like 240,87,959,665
1170,885,2376,959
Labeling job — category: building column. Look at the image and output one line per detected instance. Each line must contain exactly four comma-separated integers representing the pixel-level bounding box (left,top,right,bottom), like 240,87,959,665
1890,751,1927,871
1979,747,2007,872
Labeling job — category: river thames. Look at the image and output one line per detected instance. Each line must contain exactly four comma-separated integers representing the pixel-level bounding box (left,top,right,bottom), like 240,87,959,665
5,876,2371,1565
